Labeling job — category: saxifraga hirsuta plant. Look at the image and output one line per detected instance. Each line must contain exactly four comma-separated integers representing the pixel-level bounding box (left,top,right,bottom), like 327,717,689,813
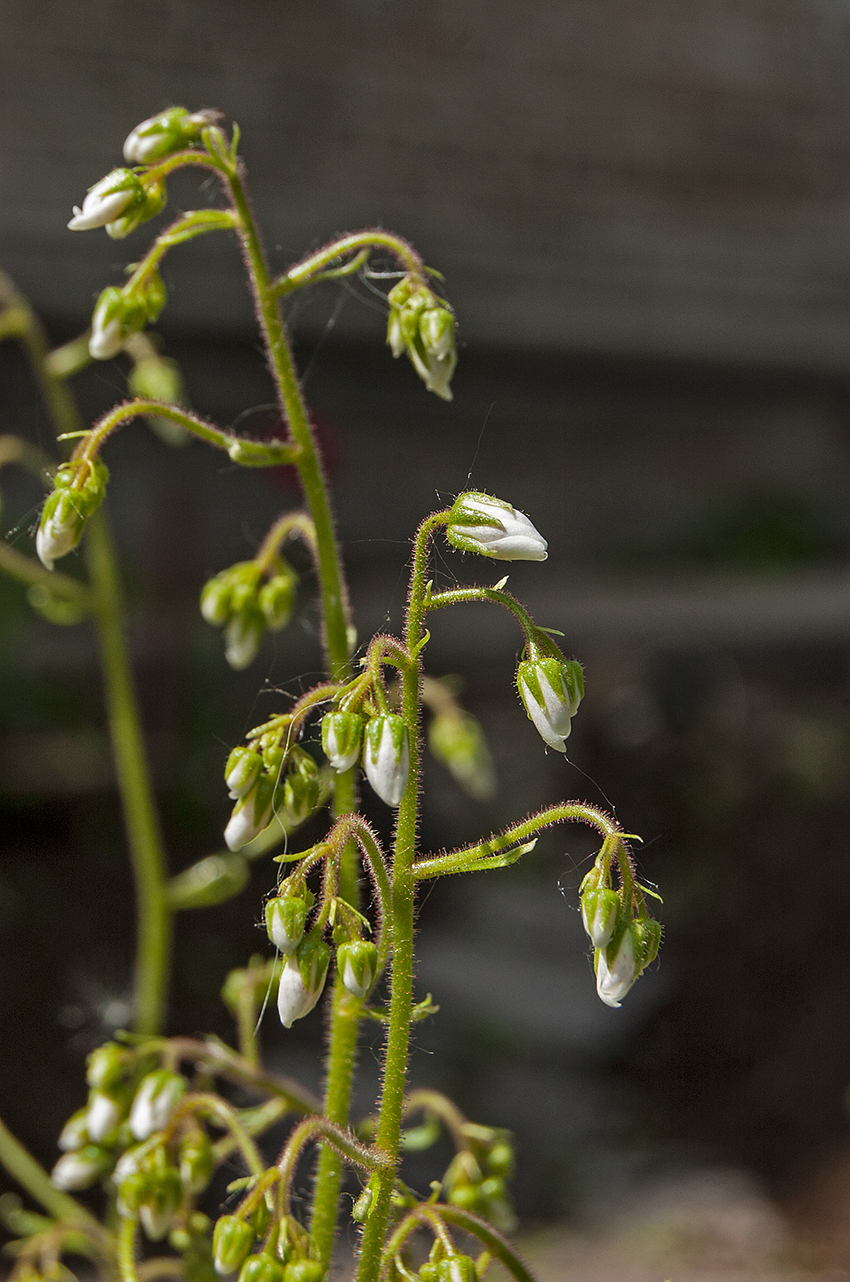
0,107,661,1282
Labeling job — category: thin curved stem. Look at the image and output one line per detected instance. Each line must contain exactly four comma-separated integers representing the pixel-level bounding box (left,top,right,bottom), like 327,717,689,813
72,401,298,472
117,1215,140,1282
164,1038,322,1114
254,511,317,575
0,540,92,604
413,801,627,881
425,583,537,648
272,231,426,298
0,1115,98,1226
170,1093,266,1177
276,1117,391,1220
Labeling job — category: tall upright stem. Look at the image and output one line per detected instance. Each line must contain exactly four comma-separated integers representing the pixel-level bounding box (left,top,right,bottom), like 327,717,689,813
86,513,172,1035
355,514,446,1282
224,161,359,1268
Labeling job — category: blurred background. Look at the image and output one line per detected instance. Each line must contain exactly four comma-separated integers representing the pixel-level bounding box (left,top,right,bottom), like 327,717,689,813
4,1,850,1276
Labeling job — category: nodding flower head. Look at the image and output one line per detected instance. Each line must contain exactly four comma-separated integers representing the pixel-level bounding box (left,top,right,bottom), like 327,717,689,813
265,894,308,955
337,939,379,1000
446,492,548,562
224,773,275,851
363,714,410,807
516,655,583,752
129,1070,186,1140
386,275,457,401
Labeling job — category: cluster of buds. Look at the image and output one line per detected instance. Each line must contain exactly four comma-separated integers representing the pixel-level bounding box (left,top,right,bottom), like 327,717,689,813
68,167,166,240
51,1042,194,1239
516,639,584,754
387,275,457,401
441,1127,516,1233
423,677,496,802
36,458,109,571
88,270,167,360
213,1210,323,1282
201,558,298,670
123,106,219,164
410,1243,480,1282
445,492,548,562
580,863,661,1008
322,707,410,808
223,742,318,851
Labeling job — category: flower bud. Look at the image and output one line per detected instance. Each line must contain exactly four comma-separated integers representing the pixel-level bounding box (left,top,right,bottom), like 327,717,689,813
277,932,330,1028
247,1196,272,1238
363,714,410,807
386,276,457,400
129,1070,186,1140
89,286,137,359
224,774,275,851
632,916,662,969
86,1041,129,1091
446,492,548,562
282,1263,324,1282
239,1257,284,1282
337,940,378,1000
321,711,363,773
258,569,297,631
428,710,496,801
225,747,263,799
86,1090,123,1142
58,1109,89,1152
178,1130,213,1195
224,610,266,671
68,169,145,232
123,107,218,165
51,1145,111,1191
595,926,638,1009
168,853,250,910
280,760,319,827
581,886,621,950
105,176,167,240
213,1215,255,1276
266,895,308,955
138,1164,182,1240
437,1257,478,1282
516,656,583,752
36,459,109,570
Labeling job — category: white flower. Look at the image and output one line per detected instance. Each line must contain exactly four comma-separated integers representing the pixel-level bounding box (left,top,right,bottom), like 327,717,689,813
129,1070,185,1140
36,494,83,571
277,939,330,1028
447,493,548,562
89,307,125,360
265,896,306,955
224,778,273,851
68,172,139,231
57,1110,89,1152
363,715,410,807
321,711,363,773
51,1147,106,1190
86,1091,121,1142
517,657,582,753
595,929,637,1008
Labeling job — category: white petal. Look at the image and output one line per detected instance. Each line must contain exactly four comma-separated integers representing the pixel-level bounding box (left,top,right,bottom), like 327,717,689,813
89,316,124,360
518,673,568,752
86,1093,120,1142
68,188,133,231
277,955,321,1027
596,933,636,1008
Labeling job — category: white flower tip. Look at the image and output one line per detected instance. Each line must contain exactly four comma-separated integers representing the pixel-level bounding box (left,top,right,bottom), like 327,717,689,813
89,317,124,361
35,526,54,571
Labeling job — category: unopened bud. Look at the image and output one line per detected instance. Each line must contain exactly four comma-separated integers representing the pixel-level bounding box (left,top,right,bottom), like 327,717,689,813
632,916,662,969
516,656,583,752
595,926,637,1009
239,1257,284,1282
265,896,307,955
386,276,457,401
337,940,378,1000
86,1041,129,1091
363,714,410,807
138,1164,182,1240
51,1145,111,1191
225,747,263,799
213,1215,255,1276
224,774,275,851
581,887,621,950
123,107,218,164
224,610,265,670
437,1256,478,1282
86,1090,123,1142
68,168,145,232
178,1130,213,1195
282,1263,323,1282
258,569,296,631
36,459,108,570
321,711,363,773
428,710,496,801
277,931,330,1028
58,1109,89,1152
129,1070,186,1140
447,492,548,562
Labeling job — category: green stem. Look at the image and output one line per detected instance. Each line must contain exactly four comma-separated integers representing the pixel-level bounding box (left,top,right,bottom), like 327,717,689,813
117,1215,140,1282
0,1115,98,1225
355,515,444,1282
254,511,317,575
425,584,537,647
0,540,92,604
86,513,171,1034
172,1094,266,1176
273,231,426,297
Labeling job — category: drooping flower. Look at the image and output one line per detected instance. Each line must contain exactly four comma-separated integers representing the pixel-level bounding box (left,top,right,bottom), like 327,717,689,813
595,927,638,1008
129,1070,186,1140
277,933,330,1028
516,656,583,752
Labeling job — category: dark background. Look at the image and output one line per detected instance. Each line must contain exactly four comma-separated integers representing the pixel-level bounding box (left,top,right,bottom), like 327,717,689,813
4,0,850,1265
